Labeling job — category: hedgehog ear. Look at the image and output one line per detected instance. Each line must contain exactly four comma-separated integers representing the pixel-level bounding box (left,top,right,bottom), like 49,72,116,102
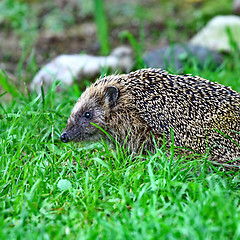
105,86,119,108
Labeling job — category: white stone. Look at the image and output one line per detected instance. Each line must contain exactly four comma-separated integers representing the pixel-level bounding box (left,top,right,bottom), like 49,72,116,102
30,46,133,94
190,15,240,52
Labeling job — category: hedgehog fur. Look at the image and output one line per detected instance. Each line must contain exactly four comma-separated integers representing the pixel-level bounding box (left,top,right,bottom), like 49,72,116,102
61,68,240,167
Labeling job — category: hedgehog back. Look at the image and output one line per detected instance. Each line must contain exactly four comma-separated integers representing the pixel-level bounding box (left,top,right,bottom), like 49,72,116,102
120,69,240,158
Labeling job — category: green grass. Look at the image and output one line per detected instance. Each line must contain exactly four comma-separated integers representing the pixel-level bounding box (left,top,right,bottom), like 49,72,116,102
1,56,240,239
93,0,110,55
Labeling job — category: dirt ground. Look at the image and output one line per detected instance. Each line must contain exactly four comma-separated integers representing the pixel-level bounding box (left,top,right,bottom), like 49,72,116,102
0,0,233,83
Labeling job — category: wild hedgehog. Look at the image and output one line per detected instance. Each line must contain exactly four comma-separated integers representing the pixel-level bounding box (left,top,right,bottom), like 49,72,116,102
60,68,240,167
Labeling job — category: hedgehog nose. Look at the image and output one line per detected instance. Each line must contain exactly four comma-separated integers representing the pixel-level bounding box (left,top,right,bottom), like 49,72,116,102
60,132,70,143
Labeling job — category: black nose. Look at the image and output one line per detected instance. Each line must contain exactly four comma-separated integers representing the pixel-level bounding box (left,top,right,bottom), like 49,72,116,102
60,132,70,143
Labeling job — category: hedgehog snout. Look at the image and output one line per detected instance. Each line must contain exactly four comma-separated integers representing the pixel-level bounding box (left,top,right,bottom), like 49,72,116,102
60,132,70,143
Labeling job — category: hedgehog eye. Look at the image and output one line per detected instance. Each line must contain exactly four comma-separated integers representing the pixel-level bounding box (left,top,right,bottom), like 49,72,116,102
84,111,92,119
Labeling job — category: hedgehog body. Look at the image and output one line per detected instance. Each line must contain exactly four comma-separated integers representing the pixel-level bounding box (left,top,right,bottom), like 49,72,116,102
61,68,240,166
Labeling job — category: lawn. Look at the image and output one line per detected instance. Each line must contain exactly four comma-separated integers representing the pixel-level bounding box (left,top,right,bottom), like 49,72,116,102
1,0,240,239
1,58,240,240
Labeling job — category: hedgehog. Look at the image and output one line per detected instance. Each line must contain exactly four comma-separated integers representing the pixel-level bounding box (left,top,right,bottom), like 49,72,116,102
60,68,240,167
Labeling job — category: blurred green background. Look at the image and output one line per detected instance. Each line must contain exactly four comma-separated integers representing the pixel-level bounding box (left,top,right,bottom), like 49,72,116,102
0,0,233,81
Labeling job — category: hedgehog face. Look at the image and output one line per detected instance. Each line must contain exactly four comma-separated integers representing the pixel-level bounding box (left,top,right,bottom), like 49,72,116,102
61,98,106,143
60,85,119,143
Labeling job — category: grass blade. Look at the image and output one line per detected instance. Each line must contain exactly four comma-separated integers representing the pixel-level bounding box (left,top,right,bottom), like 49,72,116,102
93,0,110,55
